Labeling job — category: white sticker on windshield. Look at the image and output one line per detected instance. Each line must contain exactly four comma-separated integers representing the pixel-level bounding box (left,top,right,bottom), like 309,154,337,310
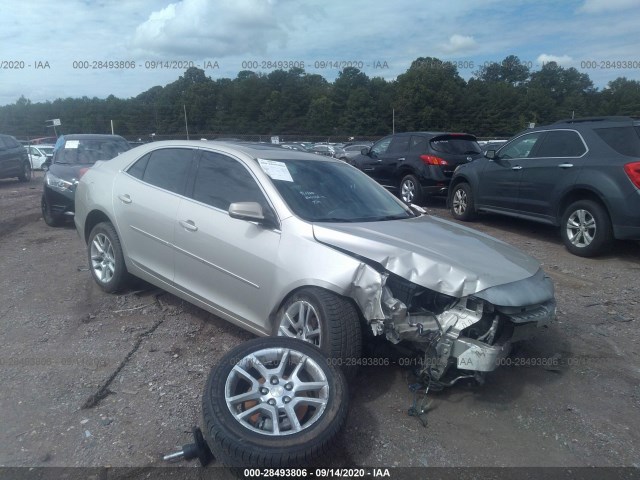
258,159,293,182
65,140,79,149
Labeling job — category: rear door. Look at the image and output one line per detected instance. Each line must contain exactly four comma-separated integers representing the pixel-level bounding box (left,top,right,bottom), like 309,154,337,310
516,129,586,219
112,147,196,284
377,135,410,186
477,131,545,210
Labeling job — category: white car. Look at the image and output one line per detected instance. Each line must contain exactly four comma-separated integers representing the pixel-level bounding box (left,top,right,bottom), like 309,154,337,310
27,144,54,169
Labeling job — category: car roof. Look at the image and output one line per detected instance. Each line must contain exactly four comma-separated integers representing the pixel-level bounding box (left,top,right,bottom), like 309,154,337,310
390,131,477,139
134,140,338,162
60,134,128,140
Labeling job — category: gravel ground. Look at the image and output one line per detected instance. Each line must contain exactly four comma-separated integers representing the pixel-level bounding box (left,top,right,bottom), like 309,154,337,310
1,172,639,475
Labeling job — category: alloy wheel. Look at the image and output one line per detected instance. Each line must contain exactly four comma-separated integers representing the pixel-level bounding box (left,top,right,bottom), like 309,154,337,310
90,233,116,283
566,209,596,248
278,301,322,346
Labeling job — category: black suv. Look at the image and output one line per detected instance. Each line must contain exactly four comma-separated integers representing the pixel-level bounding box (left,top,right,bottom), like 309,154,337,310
0,134,31,182
448,117,640,257
42,134,130,226
352,132,483,204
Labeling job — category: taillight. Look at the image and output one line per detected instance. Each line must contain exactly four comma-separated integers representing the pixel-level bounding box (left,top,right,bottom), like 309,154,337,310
420,155,448,166
624,161,640,188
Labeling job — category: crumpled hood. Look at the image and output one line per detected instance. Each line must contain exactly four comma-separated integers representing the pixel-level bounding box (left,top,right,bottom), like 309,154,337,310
313,214,541,298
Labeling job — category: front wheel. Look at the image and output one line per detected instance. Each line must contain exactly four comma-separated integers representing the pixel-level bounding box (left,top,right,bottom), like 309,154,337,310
18,161,31,182
87,222,130,292
449,183,477,221
202,337,349,468
41,194,64,227
275,288,362,380
560,200,613,257
399,174,423,204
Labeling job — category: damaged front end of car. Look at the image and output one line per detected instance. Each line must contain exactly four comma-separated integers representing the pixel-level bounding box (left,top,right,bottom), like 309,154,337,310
350,262,556,386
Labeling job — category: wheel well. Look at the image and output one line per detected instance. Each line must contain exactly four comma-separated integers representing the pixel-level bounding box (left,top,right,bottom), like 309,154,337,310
84,210,112,244
557,189,610,224
395,168,417,185
269,286,366,329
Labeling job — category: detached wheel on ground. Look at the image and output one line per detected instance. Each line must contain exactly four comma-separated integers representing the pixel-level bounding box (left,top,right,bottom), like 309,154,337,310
274,287,362,380
202,337,349,468
449,182,476,221
399,174,423,205
560,199,613,257
87,222,130,292
41,194,64,227
18,161,31,182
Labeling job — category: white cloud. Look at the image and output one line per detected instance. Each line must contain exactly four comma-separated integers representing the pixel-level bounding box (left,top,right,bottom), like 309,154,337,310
579,0,637,13
439,34,477,54
131,0,295,57
537,54,574,66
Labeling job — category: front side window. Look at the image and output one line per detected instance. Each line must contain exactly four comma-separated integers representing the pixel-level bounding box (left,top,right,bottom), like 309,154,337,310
370,137,392,157
499,132,544,159
140,148,194,195
191,151,267,211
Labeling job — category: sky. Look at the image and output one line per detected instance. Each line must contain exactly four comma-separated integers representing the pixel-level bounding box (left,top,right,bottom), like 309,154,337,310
0,0,639,106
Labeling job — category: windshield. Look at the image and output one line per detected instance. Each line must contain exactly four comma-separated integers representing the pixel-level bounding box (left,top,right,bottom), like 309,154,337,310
39,146,54,155
54,138,130,165
262,159,415,222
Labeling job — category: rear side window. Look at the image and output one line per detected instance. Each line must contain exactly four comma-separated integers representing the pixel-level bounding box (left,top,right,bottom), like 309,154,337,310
595,126,640,157
535,130,586,157
409,136,428,153
141,148,194,195
388,136,410,154
430,136,481,155
126,153,150,180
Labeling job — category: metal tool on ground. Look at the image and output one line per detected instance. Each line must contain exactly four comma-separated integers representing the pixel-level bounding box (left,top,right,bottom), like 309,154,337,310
163,427,214,466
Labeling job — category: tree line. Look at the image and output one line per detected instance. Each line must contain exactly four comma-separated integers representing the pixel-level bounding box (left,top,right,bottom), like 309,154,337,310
1,55,639,141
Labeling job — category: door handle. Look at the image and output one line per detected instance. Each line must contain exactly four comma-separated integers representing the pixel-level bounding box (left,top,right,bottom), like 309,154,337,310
511,166,522,170
558,163,574,169
179,220,198,232
397,157,405,162
118,194,132,204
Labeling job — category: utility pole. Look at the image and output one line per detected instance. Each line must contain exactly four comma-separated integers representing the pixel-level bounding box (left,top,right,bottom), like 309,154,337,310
183,104,190,140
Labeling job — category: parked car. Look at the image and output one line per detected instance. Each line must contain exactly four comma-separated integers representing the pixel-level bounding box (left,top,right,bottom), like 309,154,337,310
42,134,130,226
449,116,640,257
308,144,340,157
338,143,374,162
27,144,55,169
352,132,483,204
74,140,555,395
0,134,31,182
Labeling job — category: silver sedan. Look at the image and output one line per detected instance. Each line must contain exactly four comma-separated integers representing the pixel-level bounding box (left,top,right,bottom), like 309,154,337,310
74,141,555,386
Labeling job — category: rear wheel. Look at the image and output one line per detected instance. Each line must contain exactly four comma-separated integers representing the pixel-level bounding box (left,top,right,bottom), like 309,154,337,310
560,200,613,257
450,183,476,221
202,337,349,468
87,222,130,292
399,174,423,204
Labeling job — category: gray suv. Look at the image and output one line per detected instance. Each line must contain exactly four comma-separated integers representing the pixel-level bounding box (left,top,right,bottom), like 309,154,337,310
449,117,640,257
0,134,31,182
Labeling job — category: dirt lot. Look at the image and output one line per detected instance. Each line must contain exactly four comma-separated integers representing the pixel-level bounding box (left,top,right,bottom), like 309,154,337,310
1,172,639,474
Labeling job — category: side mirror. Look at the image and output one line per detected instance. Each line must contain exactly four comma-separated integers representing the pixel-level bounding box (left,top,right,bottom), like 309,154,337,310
485,150,496,160
361,147,370,156
228,202,277,228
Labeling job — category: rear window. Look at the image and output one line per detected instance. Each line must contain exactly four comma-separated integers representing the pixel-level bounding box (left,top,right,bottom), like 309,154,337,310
55,138,130,164
594,126,640,157
429,136,481,155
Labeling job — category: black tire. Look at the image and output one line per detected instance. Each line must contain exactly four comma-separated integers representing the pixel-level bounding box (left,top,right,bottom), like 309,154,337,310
202,337,349,468
18,161,31,182
399,174,423,204
87,222,130,292
449,182,477,221
41,194,64,227
274,287,362,380
560,200,613,257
